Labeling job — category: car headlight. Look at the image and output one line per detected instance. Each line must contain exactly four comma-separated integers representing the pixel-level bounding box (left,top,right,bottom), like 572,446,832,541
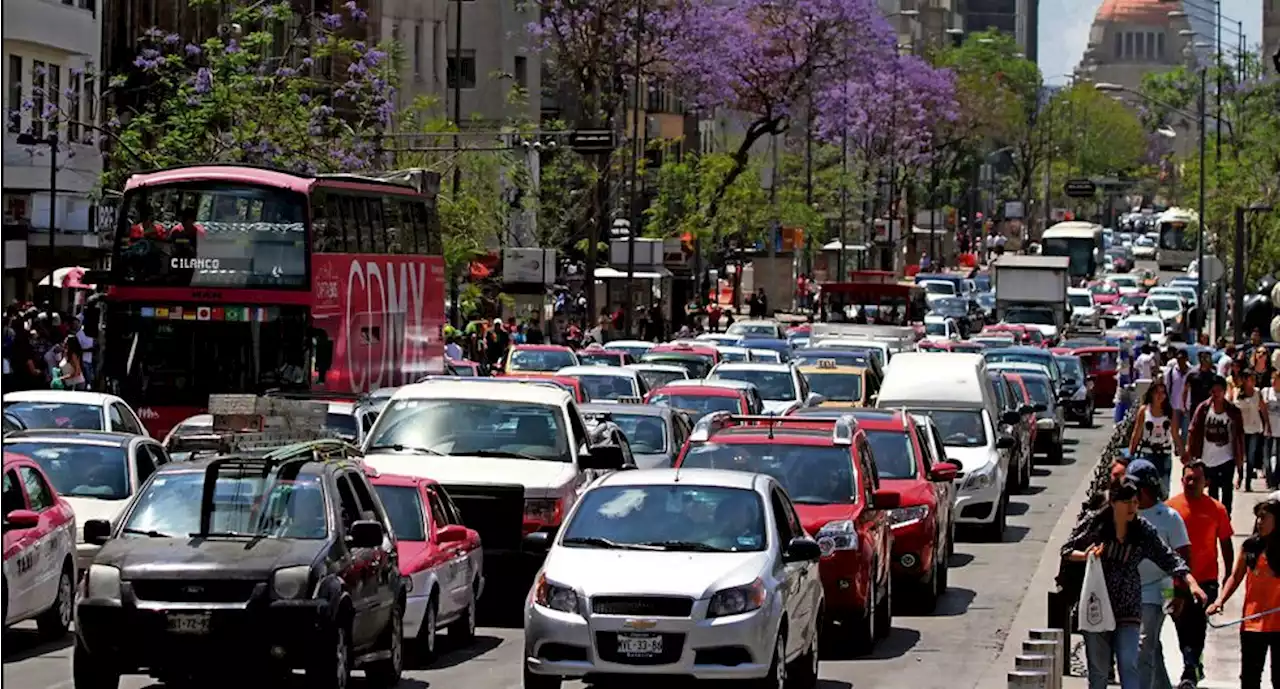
533,573,579,614
815,519,858,556
85,564,121,600
272,565,312,600
1072,385,1088,401
708,578,767,618
962,463,997,493
889,505,930,528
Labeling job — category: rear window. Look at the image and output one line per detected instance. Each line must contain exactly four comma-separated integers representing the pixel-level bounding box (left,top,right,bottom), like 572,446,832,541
680,443,856,504
648,393,742,418
4,402,103,431
862,429,917,479
573,375,637,401
633,369,686,390
508,349,577,372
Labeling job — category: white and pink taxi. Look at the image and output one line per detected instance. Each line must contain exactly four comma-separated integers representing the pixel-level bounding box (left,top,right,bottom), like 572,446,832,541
3,451,77,638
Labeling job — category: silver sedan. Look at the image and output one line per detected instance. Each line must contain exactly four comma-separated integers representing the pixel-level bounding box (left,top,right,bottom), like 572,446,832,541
523,468,825,689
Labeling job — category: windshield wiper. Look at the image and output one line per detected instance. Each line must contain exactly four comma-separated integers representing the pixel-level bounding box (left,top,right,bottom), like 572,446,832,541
366,444,443,455
561,536,661,550
466,449,548,461
639,540,728,552
190,530,260,539
121,527,173,538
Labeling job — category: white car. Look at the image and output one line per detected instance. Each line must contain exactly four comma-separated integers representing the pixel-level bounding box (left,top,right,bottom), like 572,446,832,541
522,468,824,689
708,362,821,415
556,366,646,402
1118,315,1168,347
2,391,150,437
748,349,783,363
715,345,755,363
1150,285,1198,307
1141,295,1186,327
1132,236,1157,259
725,320,786,339
362,380,628,566
603,340,656,361
1067,288,1099,327
920,279,958,305
696,333,746,348
923,315,960,341
624,363,689,392
1105,274,1141,296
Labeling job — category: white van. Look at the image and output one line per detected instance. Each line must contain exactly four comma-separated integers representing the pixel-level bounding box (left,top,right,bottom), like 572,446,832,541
876,352,1017,540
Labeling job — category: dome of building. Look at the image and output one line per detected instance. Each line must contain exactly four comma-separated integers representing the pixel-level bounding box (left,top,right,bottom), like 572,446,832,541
1095,0,1178,25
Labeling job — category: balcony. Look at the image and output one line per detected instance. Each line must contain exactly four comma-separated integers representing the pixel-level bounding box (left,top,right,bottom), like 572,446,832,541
3,0,100,57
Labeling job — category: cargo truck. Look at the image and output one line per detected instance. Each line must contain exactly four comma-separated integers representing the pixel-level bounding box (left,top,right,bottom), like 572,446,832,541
992,255,1070,343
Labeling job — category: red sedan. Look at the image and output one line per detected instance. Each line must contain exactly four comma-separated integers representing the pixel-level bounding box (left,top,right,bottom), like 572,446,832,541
1073,346,1121,407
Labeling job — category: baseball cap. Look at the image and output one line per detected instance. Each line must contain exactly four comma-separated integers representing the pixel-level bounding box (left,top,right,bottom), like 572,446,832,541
1125,459,1163,495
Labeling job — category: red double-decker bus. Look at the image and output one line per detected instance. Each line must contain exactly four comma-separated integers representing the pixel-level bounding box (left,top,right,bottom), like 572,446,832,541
99,164,447,437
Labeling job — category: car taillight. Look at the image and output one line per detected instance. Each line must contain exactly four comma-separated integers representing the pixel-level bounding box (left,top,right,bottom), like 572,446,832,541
524,497,564,532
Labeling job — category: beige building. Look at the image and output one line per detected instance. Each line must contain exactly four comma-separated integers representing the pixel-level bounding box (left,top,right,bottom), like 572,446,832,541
1266,0,1280,66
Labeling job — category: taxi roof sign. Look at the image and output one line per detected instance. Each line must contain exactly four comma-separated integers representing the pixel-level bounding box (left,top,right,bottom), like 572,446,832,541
816,359,838,369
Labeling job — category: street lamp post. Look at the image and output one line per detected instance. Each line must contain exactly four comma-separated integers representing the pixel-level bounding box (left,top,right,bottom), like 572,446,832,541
1232,204,1273,338
624,0,644,336
17,132,59,289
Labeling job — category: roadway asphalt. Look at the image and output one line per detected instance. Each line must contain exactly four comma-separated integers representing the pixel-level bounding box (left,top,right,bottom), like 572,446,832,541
1,419,1116,689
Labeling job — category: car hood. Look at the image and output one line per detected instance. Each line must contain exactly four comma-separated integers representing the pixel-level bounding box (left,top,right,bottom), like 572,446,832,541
65,497,130,538
941,445,998,474
96,537,320,580
544,547,770,599
1071,307,1095,317
364,453,579,496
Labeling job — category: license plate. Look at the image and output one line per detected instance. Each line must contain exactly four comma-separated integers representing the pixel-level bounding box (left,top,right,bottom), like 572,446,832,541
167,613,211,635
617,633,662,656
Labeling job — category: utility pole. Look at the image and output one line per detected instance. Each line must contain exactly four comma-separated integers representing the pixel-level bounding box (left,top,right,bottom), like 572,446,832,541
448,0,464,327
1196,68,1208,339
623,0,643,336
838,132,848,282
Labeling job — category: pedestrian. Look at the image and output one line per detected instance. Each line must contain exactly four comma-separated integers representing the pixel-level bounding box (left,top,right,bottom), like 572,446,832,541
1129,380,1183,496
53,335,86,391
1186,375,1246,513
920,252,932,272
1219,345,1238,379
1127,460,1191,689
1135,345,1158,381
1116,373,1135,424
1166,349,1194,437
70,316,94,389
1263,376,1280,489
1208,496,1280,689
1168,461,1236,689
756,288,769,317
1234,374,1270,493
1186,351,1219,415
1249,329,1274,387
525,315,545,345
444,335,463,361
1063,478,1204,689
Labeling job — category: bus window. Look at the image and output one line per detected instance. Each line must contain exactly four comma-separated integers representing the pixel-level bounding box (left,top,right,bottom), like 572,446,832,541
364,197,384,253
399,201,419,253
382,197,405,254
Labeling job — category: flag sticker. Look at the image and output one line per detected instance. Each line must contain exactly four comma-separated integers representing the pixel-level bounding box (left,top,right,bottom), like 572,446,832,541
211,307,225,321
169,307,183,320
183,309,197,320
197,306,212,321
140,307,156,318
156,307,170,319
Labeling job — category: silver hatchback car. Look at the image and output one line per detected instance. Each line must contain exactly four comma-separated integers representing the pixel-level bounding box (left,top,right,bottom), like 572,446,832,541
523,468,825,689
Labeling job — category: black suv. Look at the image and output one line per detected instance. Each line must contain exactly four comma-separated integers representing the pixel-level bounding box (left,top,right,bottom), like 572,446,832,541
73,439,405,689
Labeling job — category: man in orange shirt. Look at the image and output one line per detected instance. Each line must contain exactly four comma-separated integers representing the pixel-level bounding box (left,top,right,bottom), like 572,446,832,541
1166,461,1235,689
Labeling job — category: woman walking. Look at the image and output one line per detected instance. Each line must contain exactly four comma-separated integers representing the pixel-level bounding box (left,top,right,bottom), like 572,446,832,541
1063,479,1207,689
1262,377,1280,489
1233,375,1271,492
1129,380,1184,496
1208,498,1280,689
53,334,86,391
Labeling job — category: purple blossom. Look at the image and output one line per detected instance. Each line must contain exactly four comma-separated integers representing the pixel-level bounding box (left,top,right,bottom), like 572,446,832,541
362,49,387,67
144,27,165,39
185,43,202,57
375,99,394,125
20,99,33,111
225,40,241,54
107,116,121,128
347,61,368,76
321,13,343,30
353,42,366,53
276,66,296,78
33,65,46,77
186,96,201,106
70,67,84,77
194,67,213,94
343,1,368,21
133,48,162,71
301,57,314,68
163,33,181,45
334,88,346,98
41,103,58,118
299,93,312,104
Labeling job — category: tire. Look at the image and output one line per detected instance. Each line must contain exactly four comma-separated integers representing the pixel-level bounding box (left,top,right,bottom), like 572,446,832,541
983,495,1007,543
1048,435,1065,464
947,519,956,558
448,584,477,645
937,551,950,595
37,562,74,640
918,554,941,614
416,595,439,663
364,604,404,688
749,631,787,689
305,623,351,689
788,610,820,689
523,667,562,689
73,636,120,689
874,574,891,640
850,588,875,655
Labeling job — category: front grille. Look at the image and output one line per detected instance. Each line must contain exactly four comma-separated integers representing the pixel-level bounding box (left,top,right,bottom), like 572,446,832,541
591,596,693,617
595,632,685,665
442,483,526,552
131,580,260,603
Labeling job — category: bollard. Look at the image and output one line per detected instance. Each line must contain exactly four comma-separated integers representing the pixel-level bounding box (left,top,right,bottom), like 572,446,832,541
1029,628,1067,683
1007,669,1050,689
1016,654,1054,679
1022,640,1060,689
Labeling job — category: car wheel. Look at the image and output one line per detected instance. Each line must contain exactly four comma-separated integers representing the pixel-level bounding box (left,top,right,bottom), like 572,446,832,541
788,609,820,688
850,588,875,655
523,666,563,689
1049,440,1065,464
364,603,404,687
449,584,478,645
983,496,1007,543
750,631,787,689
37,561,74,640
918,557,941,614
417,595,439,663
73,636,120,689
874,574,892,640
306,623,351,689
937,550,950,594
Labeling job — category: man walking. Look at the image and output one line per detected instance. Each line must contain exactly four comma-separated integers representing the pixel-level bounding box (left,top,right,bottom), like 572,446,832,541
1185,351,1218,418
1165,349,1193,437
1166,461,1235,689
1129,459,1190,689
1185,375,1246,514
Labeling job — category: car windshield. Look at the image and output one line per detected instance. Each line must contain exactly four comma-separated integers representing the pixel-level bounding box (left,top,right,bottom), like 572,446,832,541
803,373,863,403
325,412,359,441
727,323,778,338
560,484,766,552
680,444,856,504
1121,295,1146,306
609,414,668,454
712,370,796,402
1148,298,1181,311
863,429,917,479
122,469,327,539
1090,283,1117,295
632,369,686,390
750,350,782,362
1069,294,1093,308
578,352,622,367
606,345,652,359
3,402,103,431
1122,319,1163,335
718,349,750,362
923,282,956,295
641,355,712,379
1057,358,1085,382
986,352,1055,376
508,349,576,372
1110,276,1138,287
571,375,637,401
367,399,570,462
6,442,131,500
1005,309,1055,325
910,409,988,448
372,484,426,541
925,322,949,336
648,393,742,418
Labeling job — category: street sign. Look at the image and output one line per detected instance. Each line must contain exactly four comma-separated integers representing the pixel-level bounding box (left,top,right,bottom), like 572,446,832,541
1064,179,1096,198
569,129,616,154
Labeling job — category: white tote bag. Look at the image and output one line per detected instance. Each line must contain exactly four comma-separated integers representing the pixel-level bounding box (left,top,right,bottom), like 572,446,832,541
1078,552,1116,633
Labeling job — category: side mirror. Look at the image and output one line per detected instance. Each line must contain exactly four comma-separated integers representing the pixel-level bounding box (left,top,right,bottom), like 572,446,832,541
782,536,822,563
1033,403,1048,413
83,518,112,545
524,530,552,552
872,489,901,510
1001,410,1021,425
1020,403,1035,415
436,524,469,543
929,462,959,482
805,393,826,407
1063,377,1078,386
4,509,40,531
348,519,385,549
580,444,625,470
996,435,1016,450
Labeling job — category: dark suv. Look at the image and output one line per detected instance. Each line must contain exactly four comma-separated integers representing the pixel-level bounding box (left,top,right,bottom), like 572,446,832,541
73,439,405,689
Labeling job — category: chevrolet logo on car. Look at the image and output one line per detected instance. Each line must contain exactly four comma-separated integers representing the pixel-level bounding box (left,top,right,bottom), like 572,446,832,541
622,619,658,630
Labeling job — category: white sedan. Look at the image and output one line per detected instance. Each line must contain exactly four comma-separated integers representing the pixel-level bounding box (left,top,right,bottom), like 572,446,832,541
1105,274,1142,296
708,362,821,415
1118,315,1169,347
1132,236,1157,259
2,391,150,437
1141,295,1186,328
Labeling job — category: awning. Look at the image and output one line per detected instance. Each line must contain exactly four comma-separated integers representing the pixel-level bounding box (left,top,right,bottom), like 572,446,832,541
38,266,96,289
595,267,672,280
821,240,869,251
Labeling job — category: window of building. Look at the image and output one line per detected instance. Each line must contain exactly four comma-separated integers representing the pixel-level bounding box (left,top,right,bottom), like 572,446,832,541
7,55,21,134
83,62,95,143
47,65,60,137
1115,31,1123,59
514,56,527,89
1124,32,1134,59
447,49,476,89
79,0,95,11
413,23,422,77
69,72,81,141
1157,32,1166,60
31,61,45,138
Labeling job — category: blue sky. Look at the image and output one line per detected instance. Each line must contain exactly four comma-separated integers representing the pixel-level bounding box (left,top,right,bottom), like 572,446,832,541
1038,0,1262,85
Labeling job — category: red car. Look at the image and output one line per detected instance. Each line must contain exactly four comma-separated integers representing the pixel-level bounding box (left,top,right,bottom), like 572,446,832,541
850,410,958,611
1073,346,1121,407
366,468,484,659
982,324,1046,348
503,345,579,377
645,380,763,418
647,342,721,366
446,358,483,377
919,340,985,353
3,451,77,638
1003,373,1040,447
675,413,899,652
1088,280,1120,306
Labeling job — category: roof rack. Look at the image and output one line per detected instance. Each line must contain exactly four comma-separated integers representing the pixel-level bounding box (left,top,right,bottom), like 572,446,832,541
187,394,350,455
690,412,859,445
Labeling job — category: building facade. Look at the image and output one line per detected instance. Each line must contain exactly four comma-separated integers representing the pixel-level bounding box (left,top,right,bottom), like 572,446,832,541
3,0,104,300
963,0,1039,62
1265,0,1280,64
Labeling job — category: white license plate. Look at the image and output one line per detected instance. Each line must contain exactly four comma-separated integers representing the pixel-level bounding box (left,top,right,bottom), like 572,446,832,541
617,634,663,656
167,613,211,635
